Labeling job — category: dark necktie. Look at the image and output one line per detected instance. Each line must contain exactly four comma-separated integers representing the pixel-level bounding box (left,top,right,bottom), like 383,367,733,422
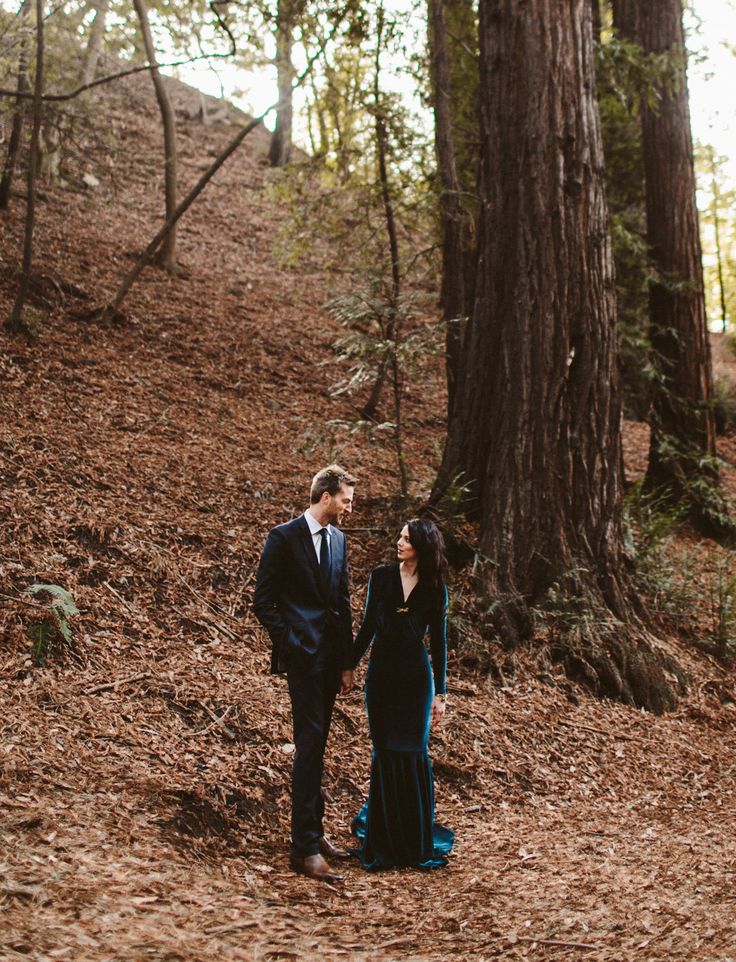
318,527,331,587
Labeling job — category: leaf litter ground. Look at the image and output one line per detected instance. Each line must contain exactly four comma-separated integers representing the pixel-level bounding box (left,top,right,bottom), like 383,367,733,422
1,72,736,962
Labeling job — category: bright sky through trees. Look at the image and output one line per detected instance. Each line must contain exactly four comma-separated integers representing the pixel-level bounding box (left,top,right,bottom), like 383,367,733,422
686,0,736,185
172,1,736,188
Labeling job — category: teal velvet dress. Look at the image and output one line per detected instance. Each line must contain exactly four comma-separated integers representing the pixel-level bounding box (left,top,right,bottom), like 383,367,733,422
350,564,454,870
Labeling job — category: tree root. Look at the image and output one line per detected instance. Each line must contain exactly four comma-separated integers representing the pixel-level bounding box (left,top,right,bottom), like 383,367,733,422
488,577,689,714
560,630,689,715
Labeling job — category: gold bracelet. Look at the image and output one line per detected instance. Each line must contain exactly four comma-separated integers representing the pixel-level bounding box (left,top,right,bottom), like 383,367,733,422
437,693,447,704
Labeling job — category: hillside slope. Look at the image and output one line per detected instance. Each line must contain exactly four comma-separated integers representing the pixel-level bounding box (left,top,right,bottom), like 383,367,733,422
2,72,736,962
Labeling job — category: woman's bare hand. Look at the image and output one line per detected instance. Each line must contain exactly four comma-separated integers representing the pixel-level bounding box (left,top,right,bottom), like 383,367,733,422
430,695,447,728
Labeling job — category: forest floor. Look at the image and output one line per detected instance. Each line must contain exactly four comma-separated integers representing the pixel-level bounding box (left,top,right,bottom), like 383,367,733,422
2,72,736,962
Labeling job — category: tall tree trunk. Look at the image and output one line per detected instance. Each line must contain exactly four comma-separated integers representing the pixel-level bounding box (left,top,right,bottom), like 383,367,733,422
132,0,178,273
428,0,470,417
433,0,683,712
0,0,33,211
7,0,44,333
374,96,407,496
82,0,110,86
590,0,602,40
611,0,637,35
444,0,479,319
617,1,719,524
363,5,408,497
269,0,298,167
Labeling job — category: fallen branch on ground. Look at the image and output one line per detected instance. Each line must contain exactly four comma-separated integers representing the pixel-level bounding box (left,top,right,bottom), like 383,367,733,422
81,672,150,696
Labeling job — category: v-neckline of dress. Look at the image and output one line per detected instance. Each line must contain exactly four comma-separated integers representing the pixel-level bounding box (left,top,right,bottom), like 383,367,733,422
397,563,418,605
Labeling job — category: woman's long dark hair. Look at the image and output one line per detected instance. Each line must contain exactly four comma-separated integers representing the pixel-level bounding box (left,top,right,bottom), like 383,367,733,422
406,519,448,597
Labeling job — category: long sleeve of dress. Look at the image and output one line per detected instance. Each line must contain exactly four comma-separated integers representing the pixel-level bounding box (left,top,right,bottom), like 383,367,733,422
338,536,354,670
352,569,379,669
428,585,448,696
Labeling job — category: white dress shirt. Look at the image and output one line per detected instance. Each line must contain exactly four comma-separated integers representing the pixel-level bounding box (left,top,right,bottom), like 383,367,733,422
303,510,331,562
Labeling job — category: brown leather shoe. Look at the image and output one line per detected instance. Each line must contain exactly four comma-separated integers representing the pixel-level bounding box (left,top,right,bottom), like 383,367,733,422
318,836,351,860
290,853,344,883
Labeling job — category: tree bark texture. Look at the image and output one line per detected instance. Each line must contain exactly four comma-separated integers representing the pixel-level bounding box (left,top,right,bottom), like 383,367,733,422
428,0,475,418
618,0,717,506
361,6,408,499
133,0,178,273
640,2,716,489
375,94,408,495
7,0,43,333
0,0,33,211
269,0,299,167
82,0,110,87
611,0,637,38
434,0,682,712
590,0,602,41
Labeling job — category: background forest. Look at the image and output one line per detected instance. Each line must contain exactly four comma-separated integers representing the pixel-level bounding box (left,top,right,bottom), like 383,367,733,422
1,1,736,960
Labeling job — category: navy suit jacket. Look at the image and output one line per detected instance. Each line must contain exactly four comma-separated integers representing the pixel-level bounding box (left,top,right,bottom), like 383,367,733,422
252,514,353,674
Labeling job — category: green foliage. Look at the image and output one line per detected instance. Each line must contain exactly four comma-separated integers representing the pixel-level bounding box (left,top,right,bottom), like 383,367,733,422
649,433,736,538
437,0,478,204
268,135,435,285
596,32,706,418
695,143,736,333
328,286,442,397
713,375,736,434
708,557,736,660
624,483,736,658
296,416,393,463
6,303,45,342
596,35,650,417
325,282,443,498
268,3,435,285
432,471,473,520
623,484,698,622
623,482,685,559
0,0,247,193
23,583,79,666
102,0,245,66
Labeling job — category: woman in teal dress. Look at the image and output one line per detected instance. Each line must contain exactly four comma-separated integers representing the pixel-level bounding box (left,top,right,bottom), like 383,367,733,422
350,518,454,870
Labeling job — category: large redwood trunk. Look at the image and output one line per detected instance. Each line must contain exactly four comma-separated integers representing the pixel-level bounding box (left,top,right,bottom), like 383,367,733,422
433,0,683,712
614,0,719,525
638,2,717,501
428,0,478,416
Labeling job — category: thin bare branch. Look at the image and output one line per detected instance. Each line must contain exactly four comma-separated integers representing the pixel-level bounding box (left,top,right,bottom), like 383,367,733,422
0,50,236,102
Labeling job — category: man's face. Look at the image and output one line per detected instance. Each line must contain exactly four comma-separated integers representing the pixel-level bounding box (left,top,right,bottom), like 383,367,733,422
323,484,354,525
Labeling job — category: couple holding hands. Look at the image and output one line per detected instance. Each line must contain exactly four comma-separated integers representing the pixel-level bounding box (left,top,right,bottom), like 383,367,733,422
253,464,454,882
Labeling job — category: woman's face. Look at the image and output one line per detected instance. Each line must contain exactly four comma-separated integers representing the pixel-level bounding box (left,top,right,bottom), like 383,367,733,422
397,525,417,564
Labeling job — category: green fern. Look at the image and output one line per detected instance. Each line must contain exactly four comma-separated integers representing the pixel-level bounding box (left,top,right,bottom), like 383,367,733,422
23,584,79,667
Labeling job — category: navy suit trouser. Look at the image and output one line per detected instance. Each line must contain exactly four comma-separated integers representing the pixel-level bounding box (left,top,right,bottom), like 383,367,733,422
287,650,342,858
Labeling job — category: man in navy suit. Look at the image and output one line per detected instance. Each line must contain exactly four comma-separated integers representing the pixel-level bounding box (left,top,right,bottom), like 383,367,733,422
253,464,356,882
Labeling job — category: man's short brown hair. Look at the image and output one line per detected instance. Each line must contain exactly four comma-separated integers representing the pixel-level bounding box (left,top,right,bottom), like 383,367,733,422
310,464,357,504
